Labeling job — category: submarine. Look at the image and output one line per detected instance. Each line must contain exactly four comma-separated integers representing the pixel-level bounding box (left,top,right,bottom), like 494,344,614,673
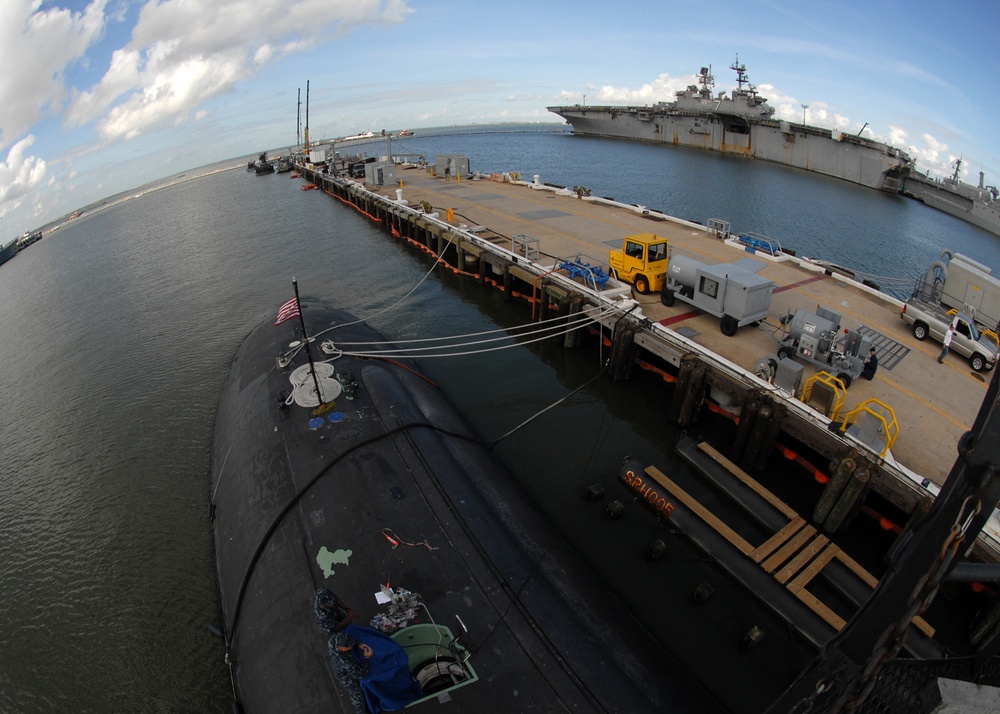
209,292,721,713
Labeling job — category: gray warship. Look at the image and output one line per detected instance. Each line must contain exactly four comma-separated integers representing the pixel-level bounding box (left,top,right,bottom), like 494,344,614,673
548,58,913,192
901,157,1000,238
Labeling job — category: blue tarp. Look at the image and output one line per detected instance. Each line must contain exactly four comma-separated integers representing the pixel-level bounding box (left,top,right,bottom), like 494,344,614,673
346,624,423,713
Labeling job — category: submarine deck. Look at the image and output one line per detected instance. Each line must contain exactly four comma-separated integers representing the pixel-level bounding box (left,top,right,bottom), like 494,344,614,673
211,303,719,713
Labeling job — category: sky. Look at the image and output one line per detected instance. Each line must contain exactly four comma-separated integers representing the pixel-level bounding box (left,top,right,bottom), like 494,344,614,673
1,0,998,241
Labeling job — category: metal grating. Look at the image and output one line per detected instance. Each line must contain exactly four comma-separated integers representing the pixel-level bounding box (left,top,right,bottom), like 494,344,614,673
856,326,909,371
518,209,570,220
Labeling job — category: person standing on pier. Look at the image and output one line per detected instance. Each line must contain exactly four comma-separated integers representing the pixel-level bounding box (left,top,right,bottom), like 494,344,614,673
938,321,956,364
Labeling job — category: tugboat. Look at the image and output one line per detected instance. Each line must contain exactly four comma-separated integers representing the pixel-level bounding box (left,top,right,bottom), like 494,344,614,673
247,152,275,175
209,287,719,713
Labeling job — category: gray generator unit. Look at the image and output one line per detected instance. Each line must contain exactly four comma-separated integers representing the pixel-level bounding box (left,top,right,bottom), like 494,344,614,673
774,305,873,387
435,154,471,178
661,254,775,336
364,161,396,186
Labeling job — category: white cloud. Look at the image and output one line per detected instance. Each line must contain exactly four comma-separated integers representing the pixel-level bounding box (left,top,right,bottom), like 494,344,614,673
908,132,956,177
0,0,107,149
67,0,413,144
0,136,48,215
888,125,909,147
555,73,694,107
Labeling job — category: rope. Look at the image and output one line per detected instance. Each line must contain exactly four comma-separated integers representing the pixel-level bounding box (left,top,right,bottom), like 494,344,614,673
324,313,598,359
211,359,279,502
381,528,439,551
331,309,597,347
487,365,606,449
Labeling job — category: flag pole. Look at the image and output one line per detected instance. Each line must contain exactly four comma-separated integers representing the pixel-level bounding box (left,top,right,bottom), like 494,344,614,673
292,279,326,408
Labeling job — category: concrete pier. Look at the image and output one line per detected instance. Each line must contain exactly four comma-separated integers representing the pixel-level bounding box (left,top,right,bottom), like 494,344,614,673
294,161,1000,562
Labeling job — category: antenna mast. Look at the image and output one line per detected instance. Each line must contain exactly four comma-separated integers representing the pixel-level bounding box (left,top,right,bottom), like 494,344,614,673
304,80,310,155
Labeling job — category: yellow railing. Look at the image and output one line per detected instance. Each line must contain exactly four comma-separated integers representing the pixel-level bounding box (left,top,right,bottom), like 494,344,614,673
839,399,899,457
800,371,847,420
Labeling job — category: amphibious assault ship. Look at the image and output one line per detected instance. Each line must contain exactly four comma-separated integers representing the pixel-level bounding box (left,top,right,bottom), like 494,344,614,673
548,59,913,192
901,158,1000,238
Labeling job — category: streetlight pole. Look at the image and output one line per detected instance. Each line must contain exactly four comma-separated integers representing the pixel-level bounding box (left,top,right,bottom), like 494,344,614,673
801,104,809,124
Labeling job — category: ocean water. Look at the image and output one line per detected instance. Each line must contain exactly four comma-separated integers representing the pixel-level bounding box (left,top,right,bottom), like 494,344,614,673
1,126,997,713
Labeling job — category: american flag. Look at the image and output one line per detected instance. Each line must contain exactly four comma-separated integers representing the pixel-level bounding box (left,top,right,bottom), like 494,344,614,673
274,297,300,326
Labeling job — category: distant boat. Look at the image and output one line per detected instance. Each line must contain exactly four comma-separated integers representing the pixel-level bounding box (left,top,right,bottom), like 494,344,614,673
247,152,275,175
341,131,376,142
15,229,43,254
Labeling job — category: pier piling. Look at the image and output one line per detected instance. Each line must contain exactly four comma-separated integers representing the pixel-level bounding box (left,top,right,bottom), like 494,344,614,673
814,455,856,527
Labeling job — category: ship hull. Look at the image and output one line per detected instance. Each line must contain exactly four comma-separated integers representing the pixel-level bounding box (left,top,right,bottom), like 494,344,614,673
901,175,1000,238
0,242,16,268
548,106,910,191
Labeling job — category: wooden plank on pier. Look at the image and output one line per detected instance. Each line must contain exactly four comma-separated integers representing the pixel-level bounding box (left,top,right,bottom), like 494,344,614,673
787,543,841,594
774,533,830,585
691,439,936,634
645,465,936,637
794,588,847,631
832,550,879,588
762,523,819,574
697,442,798,519
750,517,807,563
644,466,754,556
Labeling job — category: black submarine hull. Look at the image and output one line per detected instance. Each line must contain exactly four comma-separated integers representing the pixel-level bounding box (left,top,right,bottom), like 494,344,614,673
210,301,720,713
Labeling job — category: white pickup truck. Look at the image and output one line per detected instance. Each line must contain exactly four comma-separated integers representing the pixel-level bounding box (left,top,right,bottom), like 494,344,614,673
900,298,998,371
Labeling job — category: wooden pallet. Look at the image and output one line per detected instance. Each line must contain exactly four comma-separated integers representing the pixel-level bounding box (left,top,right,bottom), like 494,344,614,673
644,445,933,638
